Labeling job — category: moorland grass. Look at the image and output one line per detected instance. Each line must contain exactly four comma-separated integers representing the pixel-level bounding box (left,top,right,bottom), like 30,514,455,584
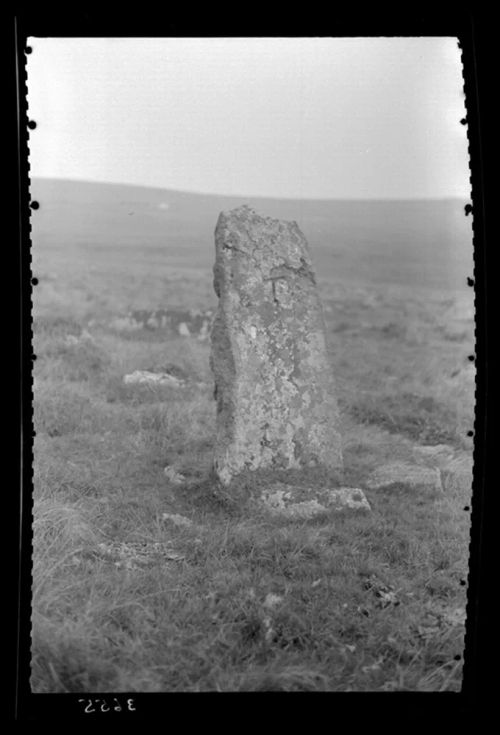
30,248,473,692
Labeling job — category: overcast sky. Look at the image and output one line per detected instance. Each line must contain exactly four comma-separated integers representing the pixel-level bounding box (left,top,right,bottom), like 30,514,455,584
26,37,470,200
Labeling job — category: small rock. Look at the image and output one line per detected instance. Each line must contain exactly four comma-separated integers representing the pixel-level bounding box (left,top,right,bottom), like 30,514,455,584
63,331,94,347
326,487,371,512
64,334,79,346
262,615,275,643
123,370,185,388
198,319,212,341
121,308,214,338
258,483,370,519
365,462,442,495
94,540,184,569
363,574,400,608
443,607,467,626
161,512,193,528
163,467,187,485
109,316,141,332
263,593,283,609
361,656,384,673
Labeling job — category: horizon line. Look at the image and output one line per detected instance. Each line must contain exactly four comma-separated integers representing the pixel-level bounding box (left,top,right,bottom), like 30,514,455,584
30,175,470,203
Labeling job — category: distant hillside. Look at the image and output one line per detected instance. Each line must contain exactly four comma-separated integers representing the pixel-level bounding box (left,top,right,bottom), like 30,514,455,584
30,178,473,290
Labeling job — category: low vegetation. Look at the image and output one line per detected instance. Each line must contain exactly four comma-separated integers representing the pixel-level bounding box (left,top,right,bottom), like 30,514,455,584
31,223,474,692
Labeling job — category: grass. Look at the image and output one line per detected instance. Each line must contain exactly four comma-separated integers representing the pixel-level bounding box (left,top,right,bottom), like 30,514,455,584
30,236,474,693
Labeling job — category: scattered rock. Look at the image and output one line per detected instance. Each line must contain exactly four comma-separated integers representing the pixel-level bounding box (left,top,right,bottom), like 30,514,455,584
94,541,184,569
210,206,343,487
361,656,385,673
258,484,370,519
109,315,142,332
63,329,95,347
330,487,372,511
262,614,275,643
161,513,194,529
363,574,400,608
123,370,186,388
111,308,214,339
412,605,466,641
443,606,467,626
365,462,442,495
263,593,283,610
163,467,187,485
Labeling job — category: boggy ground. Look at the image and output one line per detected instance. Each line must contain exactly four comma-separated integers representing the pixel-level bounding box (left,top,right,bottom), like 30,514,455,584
31,239,474,692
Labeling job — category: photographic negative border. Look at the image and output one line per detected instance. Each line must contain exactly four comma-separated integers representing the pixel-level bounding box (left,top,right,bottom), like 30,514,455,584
10,9,493,722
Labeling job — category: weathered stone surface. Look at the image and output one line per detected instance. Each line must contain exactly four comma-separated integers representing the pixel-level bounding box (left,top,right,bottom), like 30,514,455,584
210,206,342,486
258,484,370,519
365,462,442,495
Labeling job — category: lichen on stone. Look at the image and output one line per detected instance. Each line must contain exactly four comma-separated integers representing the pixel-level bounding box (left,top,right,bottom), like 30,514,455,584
210,206,343,489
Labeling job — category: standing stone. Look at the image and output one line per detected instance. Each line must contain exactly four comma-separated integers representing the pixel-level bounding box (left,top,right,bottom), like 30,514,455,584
210,205,343,488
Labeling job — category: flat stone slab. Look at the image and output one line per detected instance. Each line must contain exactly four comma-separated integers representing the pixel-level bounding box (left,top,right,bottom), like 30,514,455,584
365,462,442,495
210,206,342,486
258,484,371,519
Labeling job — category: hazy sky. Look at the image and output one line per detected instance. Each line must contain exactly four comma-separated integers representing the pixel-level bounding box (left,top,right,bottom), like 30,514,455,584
26,37,470,199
